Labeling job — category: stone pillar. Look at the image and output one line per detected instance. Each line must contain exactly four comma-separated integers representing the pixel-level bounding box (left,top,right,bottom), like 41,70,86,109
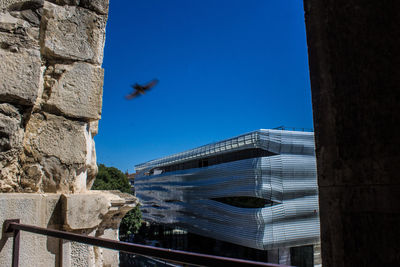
303,0,400,266
0,0,108,193
0,1,137,266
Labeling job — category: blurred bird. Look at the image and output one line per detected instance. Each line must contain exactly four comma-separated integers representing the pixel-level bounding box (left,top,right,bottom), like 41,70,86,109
125,79,159,100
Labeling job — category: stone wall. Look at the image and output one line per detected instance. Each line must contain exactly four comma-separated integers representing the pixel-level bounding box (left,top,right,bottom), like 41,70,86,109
0,1,138,266
0,191,137,267
0,0,108,193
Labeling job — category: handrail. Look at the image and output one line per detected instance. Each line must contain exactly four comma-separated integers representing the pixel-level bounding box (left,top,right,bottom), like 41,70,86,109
273,126,313,132
3,219,291,267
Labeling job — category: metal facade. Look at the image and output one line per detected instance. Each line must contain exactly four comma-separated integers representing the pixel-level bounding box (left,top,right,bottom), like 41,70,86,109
135,129,320,250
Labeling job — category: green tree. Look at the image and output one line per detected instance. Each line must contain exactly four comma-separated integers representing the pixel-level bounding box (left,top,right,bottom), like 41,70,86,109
92,164,131,193
119,204,142,236
92,164,142,237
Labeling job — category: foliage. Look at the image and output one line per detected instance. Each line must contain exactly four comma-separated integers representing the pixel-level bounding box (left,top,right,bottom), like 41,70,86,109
92,164,131,193
92,164,142,236
120,205,142,236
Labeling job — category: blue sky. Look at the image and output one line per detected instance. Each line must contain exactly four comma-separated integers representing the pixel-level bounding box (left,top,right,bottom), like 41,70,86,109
96,0,313,173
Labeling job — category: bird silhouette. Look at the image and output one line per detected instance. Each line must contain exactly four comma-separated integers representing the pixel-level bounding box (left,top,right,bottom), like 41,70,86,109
125,79,159,100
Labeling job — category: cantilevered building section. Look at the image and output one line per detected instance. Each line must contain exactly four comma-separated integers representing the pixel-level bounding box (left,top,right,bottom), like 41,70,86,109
135,129,319,251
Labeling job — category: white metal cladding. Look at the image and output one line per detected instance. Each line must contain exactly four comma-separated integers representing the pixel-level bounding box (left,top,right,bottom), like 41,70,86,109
135,129,315,173
135,129,319,250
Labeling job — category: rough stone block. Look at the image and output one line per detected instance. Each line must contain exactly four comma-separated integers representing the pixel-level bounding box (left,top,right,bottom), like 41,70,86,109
0,11,30,31
0,49,41,105
62,191,137,231
0,0,27,11
5,0,43,11
0,104,23,152
80,0,109,15
62,192,111,230
41,2,107,64
0,104,25,192
9,9,41,27
0,30,40,52
0,7,41,48
89,120,99,136
24,112,87,165
45,0,109,15
21,112,92,192
44,62,104,120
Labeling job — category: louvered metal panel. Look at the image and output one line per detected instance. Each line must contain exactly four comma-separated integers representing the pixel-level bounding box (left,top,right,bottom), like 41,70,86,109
135,129,319,250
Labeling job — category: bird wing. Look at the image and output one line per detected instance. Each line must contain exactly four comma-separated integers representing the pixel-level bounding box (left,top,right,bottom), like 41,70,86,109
142,79,159,90
126,79,158,100
125,90,141,100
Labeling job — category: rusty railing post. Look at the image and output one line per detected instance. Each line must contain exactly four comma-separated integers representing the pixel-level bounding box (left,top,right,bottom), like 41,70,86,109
4,219,20,267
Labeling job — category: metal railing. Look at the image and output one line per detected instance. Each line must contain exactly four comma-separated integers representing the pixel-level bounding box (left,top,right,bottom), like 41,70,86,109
273,126,313,132
3,219,291,267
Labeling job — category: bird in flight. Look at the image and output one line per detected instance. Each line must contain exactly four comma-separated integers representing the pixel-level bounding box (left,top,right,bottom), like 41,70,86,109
125,79,159,100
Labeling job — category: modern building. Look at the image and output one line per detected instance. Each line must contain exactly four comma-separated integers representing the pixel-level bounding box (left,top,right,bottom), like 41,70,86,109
134,129,320,262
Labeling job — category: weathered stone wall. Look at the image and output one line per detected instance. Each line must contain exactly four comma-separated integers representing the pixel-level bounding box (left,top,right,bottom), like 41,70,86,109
0,1,138,266
0,0,108,193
